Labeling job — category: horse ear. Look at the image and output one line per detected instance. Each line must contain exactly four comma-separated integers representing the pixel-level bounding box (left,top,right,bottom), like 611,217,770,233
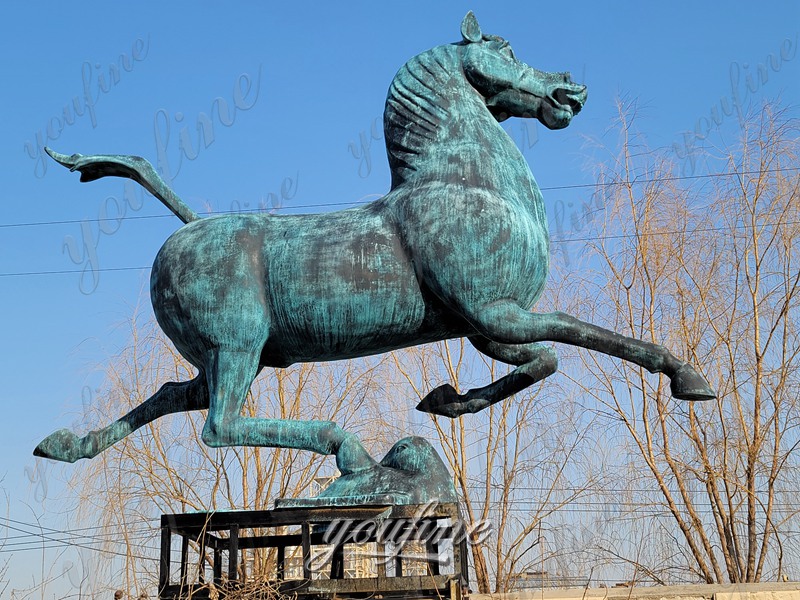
461,11,482,43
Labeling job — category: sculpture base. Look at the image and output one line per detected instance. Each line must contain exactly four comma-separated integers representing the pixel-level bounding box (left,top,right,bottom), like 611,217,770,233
159,503,469,600
276,436,458,508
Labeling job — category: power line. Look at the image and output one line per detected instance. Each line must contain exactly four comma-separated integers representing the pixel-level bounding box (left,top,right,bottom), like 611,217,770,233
2,164,797,279
553,219,800,244
3,504,799,553
3,495,800,555
0,167,800,277
3,166,797,230
0,515,158,554
0,212,173,230
1,526,156,547
4,215,800,279
2,525,154,542
0,533,155,550
0,266,148,278
0,515,154,540
5,479,799,538
0,514,156,534
0,518,156,561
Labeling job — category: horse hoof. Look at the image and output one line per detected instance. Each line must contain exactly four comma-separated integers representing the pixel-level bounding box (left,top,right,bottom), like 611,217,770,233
34,429,83,463
670,363,716,401
417,385,488,417
335,432,378,476
417,384,463,418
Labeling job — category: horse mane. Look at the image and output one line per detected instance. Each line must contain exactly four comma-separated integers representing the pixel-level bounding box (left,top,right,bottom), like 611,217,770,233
384,44,460,188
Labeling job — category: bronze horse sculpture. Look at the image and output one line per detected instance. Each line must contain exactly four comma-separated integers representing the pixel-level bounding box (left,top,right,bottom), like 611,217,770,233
35,13,715,473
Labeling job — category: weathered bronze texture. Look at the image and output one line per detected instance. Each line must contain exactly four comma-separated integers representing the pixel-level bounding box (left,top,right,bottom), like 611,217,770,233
276,436,458,507
34,13,714,481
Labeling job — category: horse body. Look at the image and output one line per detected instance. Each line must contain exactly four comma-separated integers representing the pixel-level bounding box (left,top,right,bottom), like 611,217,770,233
152,35,553,366
151,206,455,368
35,12,715,466
153,184,545,370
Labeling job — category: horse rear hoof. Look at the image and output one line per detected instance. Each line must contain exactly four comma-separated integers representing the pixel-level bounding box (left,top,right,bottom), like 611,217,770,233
670,364,716,401
34,429,83,463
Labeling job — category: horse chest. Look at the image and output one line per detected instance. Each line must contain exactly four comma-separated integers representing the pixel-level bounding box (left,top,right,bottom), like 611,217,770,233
398,179,549,309
493,204,550,307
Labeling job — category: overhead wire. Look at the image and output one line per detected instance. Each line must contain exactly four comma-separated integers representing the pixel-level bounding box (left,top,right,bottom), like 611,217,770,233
0,516,156,560
4,484,800,555
2,165,798,279
2,165,796,229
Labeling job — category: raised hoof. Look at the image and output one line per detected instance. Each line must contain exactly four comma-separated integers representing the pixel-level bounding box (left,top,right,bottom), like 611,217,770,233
34,429,84,463
417,384,460,417
416,384,486,418
670,363,716,401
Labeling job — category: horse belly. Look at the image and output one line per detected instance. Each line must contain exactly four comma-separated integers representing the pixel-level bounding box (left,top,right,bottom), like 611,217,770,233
266,222,428,362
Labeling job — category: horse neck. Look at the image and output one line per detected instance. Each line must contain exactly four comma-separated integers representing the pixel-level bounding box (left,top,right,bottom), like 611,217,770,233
383,45,532,193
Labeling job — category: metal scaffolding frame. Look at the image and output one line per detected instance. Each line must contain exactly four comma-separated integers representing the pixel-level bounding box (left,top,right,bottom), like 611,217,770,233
159,503,469,600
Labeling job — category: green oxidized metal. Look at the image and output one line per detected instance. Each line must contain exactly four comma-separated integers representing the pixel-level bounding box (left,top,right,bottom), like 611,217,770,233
35,13,714,504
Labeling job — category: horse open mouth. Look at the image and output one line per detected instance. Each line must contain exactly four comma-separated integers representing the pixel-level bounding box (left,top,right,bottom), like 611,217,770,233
551,85,587,116
485,89,540,122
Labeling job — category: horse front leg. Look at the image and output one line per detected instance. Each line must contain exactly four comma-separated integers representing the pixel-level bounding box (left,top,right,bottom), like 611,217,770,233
464,300,715,401
417,339,558,417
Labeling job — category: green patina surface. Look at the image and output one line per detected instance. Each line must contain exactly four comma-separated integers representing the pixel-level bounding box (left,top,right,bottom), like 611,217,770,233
34,13,714,505
276,437,458,508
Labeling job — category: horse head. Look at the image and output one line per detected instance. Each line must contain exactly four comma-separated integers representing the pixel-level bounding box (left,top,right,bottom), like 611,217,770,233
459,11,587,129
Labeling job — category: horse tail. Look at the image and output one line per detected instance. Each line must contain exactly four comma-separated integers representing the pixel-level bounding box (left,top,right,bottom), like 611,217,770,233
44,147,200,224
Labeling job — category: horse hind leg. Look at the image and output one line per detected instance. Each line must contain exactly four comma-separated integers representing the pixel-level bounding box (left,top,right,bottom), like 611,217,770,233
417,337,558,418
200,348,377,475
34,374,209,463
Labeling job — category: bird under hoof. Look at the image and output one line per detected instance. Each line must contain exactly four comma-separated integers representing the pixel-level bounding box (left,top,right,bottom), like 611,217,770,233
276,436,457,507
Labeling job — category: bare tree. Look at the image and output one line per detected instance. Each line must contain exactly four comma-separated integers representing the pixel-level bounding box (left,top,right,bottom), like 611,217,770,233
567,99,800,583
392,338,599,594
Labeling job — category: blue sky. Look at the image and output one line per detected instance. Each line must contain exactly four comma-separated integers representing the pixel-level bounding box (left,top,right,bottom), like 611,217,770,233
1,0,798,592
